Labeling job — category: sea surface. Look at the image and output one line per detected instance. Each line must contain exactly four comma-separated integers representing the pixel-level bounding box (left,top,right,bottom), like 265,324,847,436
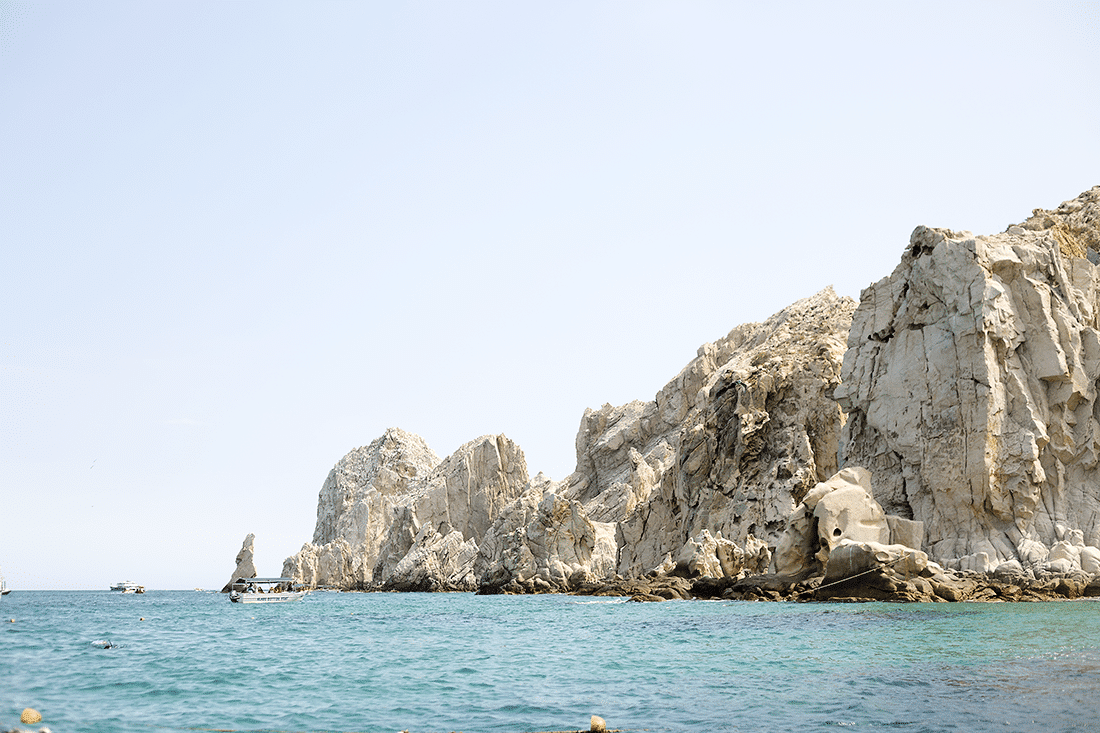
2,590,1099,733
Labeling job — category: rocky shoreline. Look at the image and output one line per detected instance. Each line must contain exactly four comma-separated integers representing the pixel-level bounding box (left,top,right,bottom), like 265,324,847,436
304,560,1100,604
224,187,1100,605
486,568,1100,604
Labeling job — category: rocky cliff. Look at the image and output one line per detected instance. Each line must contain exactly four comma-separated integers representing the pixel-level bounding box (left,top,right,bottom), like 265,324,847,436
282,429,529,590
836,186,1100,575
279,187,1100,597
575,287,856,579
281,288,856,591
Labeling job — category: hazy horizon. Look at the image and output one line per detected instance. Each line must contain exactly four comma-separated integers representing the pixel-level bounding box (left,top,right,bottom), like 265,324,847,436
2,2,1098,590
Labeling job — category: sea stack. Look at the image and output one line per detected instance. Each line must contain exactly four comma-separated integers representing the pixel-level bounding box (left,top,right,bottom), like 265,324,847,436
220,533,258,592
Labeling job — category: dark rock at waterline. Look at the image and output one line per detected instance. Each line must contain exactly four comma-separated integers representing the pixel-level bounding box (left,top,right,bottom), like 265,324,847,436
478,565,1100,604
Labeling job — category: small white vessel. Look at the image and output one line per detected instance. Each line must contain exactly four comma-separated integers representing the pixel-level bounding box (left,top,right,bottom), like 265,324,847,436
110,581,144,593
228,577,308,604
1,574,9,597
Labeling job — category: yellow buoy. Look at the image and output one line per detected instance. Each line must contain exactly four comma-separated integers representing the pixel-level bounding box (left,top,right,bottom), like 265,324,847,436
21,708,43,724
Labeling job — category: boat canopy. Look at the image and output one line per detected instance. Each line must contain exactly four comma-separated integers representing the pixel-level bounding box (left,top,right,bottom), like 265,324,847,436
232,577,294,585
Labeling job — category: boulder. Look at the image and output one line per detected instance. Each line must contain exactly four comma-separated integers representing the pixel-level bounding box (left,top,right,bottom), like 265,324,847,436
773,467,913,579
811,467,890,566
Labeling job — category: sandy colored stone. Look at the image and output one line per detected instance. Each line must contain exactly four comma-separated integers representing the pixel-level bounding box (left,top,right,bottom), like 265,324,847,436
220,533,257,592
569,288,856,577
284,430,527,589
837,186,1100,571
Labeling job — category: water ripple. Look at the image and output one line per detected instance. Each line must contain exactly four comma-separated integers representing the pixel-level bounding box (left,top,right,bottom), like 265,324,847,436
4,592,1100,733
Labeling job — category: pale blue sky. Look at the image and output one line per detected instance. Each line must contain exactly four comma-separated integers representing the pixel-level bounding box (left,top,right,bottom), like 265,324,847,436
2,2,1098,590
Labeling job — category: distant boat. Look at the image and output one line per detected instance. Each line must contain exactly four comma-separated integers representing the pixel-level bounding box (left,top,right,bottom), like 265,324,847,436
1,575,9,597
110,581,144,593
228,577,308,604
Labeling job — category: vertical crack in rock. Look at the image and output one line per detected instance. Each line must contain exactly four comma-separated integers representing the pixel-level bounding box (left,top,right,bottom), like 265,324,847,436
840,186,1100,574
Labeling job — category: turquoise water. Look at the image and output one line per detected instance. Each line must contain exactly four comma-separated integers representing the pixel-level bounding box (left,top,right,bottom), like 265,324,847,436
2,591,1099,733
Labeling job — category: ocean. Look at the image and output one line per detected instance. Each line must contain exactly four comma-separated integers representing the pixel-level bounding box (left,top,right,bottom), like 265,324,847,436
2,590,1099,733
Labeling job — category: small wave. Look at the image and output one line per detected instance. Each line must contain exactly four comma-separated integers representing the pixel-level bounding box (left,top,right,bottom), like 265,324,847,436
91,639,119,649
571,598,628,605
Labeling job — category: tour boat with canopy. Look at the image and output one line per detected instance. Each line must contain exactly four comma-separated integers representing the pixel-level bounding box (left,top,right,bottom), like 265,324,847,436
228,577,309,603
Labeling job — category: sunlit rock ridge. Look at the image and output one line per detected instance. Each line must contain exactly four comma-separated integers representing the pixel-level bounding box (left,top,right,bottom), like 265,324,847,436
282,186,1100,593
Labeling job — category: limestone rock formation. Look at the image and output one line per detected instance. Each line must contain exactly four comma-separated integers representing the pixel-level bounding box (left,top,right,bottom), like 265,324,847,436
286,289,857,593
283,429,528,589
568,288,857,577
837,186,1100,575
381,522,480,592
220,533,257,592
474,473,619,593
670,529,770,579
773,467,922,579
278,186,1100,599
472,288,855,591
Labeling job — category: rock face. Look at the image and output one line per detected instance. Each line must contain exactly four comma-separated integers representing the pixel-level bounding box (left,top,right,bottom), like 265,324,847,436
283,429,529,589
474,478,620,594
284,290,856,593
474,287,856,593
837,186,1100,575
568,287,857,577
773,466,925,580
280,186,1100,598
220,533,257,592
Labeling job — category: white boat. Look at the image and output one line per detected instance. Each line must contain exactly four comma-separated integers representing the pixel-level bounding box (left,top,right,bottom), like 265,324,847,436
1,575,9,597
110,581,144,592
228,577,309,604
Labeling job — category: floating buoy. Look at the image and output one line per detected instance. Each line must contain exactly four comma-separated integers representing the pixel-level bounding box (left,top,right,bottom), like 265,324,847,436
21,708,42,724
140,617,145,621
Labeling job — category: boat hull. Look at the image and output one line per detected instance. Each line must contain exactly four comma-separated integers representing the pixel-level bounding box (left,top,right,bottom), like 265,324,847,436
229,591,308,603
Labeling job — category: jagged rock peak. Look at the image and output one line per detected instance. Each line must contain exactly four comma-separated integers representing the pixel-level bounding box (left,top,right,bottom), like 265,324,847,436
285,430,530,590
220,533,257,592
563,286,858,578
1016,185,1100,259
311,427,441,546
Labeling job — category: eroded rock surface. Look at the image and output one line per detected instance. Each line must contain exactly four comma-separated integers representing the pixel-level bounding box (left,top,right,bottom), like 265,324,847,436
278,187,1100,600
837,186,1100,575
283,429,527,589
220,533,258,592
567,288,857,577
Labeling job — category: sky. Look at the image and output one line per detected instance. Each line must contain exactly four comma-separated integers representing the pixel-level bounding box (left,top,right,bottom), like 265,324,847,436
2,2,1098,590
